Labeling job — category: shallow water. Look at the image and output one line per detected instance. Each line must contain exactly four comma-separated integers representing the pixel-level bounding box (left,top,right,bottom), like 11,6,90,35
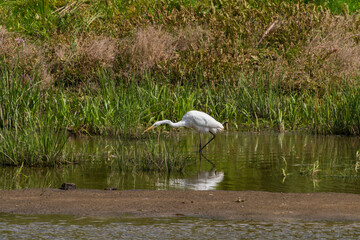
2,132,360,238
1,132,360,193
1,213,360,239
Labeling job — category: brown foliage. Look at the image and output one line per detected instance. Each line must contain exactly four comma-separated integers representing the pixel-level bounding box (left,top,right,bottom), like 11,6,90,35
305,14,360,78
119,25,212,76
3,1,360,90
75,35,116,68
119,26,176,73
51,34,117,86
0,26,52,88
268,11,360,90
175,25,213,51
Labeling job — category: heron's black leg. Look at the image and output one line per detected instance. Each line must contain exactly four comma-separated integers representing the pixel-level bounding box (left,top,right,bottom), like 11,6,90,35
199,132,215,153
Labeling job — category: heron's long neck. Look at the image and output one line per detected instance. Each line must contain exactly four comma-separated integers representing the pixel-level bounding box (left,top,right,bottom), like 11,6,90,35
158,120,186,128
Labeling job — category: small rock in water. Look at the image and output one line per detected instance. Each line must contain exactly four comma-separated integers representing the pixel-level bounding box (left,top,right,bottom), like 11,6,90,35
59,183,76,190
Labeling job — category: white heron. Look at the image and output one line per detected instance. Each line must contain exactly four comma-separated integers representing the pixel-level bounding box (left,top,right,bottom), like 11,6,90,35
143,110,224,152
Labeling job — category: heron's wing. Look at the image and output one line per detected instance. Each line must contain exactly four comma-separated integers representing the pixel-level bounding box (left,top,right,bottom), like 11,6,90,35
191,114,213,127
184,111,223,129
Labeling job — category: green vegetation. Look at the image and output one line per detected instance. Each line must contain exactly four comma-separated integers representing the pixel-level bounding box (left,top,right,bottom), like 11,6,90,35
1,0,360,166
307,0,360,13
0,123,68,166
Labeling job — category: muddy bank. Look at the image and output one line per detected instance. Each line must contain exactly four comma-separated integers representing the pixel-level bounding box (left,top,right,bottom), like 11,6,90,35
1,189,359,221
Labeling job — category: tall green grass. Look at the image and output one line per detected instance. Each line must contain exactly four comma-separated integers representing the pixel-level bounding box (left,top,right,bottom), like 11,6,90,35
2,66,360,138
0,121,68,166
0,67,68,166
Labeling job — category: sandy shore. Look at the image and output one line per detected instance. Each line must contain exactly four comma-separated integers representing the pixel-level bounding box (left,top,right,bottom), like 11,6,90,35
1,189,360,221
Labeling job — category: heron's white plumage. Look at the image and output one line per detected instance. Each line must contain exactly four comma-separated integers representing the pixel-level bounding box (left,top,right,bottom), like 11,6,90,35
181,110,224,134
143,110,224,152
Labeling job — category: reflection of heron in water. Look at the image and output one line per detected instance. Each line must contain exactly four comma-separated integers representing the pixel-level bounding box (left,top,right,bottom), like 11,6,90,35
199,152,216,167
166,171,225,190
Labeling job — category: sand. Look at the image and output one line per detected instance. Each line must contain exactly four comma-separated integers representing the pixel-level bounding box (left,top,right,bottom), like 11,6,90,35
1,189,360,221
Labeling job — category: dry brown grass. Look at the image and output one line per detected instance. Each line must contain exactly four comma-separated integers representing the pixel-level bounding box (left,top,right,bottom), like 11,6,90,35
0,27,13,56
75,35,116,68
51,34,117,85
0,26,52,88
305,15,360,78
259,10,360,91
118,25,212,75
175,25,213,51
2,1,360,90
119,26,176,73
2,24,211,86
53,34,116,66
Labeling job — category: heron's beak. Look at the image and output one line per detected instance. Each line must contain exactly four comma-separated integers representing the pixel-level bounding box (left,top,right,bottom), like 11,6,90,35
143,125,154,134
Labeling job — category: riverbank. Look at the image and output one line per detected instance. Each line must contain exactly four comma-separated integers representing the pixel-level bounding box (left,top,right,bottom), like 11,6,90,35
2,0,360,145
1,189,360,221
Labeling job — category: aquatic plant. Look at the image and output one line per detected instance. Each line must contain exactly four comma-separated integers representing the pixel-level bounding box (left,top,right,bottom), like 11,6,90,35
0,121,68,167
108,138,194,173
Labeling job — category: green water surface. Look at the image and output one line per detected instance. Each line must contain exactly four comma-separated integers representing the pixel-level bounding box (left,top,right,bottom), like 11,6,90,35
1,132,360,193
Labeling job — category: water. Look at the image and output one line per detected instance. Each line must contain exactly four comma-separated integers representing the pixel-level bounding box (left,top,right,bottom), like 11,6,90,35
1,132,360,193
1,213,360,239
2,132,360,238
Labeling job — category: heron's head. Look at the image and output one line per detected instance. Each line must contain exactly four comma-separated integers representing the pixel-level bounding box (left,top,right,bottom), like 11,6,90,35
143,120,171,134
144,120,171,134
143,122,160,134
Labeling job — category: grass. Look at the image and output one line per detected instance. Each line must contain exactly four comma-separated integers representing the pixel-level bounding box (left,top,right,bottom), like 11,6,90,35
0,121,68,166
1,0,360,87
4,67,360,136
1,0,360,166
306,0,360,13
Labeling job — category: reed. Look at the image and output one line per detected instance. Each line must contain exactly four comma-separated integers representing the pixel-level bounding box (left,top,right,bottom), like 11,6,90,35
3,67,360,137
0,121,68,166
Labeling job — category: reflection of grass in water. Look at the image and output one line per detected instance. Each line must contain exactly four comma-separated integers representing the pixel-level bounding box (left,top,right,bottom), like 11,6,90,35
293,156,360,180
0,166,57,190
355,151,360,173
283,157,321,188
299,160,321,177
109,139,194,173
